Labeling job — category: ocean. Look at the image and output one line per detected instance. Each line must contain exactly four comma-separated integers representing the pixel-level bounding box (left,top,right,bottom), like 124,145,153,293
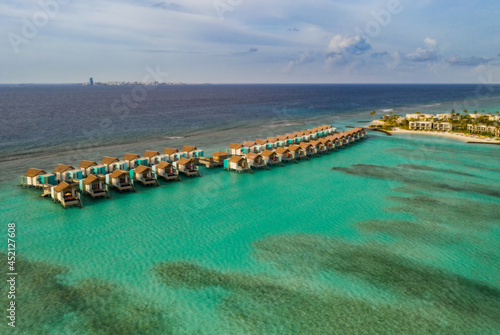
1,84,499,334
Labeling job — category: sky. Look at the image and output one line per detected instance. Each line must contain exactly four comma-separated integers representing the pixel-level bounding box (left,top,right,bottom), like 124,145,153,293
1,0,500,84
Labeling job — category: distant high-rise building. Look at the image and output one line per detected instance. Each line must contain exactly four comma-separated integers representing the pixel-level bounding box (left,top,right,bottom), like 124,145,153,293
89,77,94,86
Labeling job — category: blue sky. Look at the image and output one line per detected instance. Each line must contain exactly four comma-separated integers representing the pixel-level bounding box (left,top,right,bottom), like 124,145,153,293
1,0,499,83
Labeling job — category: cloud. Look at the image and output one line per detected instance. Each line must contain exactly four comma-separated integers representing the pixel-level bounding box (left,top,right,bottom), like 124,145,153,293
248,47,258,53
284,51,315,73
445,56,491,66
406,38,438,62
371,52,389,59
288,27,300,32
327,35,371,56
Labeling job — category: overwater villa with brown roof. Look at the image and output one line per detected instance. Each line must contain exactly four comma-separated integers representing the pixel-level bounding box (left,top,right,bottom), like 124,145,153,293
275,147,295,163
80,175,109,199
287,144,308,160
182,145,204,158
225,156,252,173
256,139,272,150
276,135,288,147
261,150,283,166
21,168,48,188
318,138,333,152
101,156,128,173
54,164,83,182
245,153,268,169
285,134,298,145
229,143,244,156
243,141,259,153
174,158,200,177
163,148,185,162
143,150,162,165
78,160,106,176
309,140,326,154
51,181,82,208
198,151,227,168
133,165,159,186
123,153,141,169
299,142,317,157
108,170,134,192
266,137,279,149
153,161,180,181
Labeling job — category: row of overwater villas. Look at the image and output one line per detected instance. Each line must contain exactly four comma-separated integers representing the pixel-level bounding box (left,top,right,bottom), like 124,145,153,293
224,126,367,172
20,146,207,208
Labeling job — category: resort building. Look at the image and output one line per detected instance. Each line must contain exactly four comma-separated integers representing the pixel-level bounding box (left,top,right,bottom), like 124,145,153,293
409,121,433,130
101,157,128,173
287,144,307,160
182,146,204,158
275,147,295,163
255,139,270,151
406,113,433,120
433,122,453,131
266,137,279,149
51,181,82,208
299,142,316,156
123,153,141,169
225,156,251,173
132,165,159,186
80,175,109,198
467,124,500,137
242,141,259,153
152,161,180,181
174,158,200,177
261,150,282,166
143,150,161,166
163,148,184,162
245,153,267,169
22,168,50,188
229,143,244,156
107,170,134,192
54,164,83,182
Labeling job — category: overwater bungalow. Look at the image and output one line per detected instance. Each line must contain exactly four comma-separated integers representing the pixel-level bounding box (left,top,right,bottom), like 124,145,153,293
287,144,308,160
243,141,258,153
276,135,288,148
301,130,311,142
245,153,268,169
293,132,304,143
153,161,180,181
132,165,159,186
123,154,141,169
299,142,317,157
261,150,283,166
80,175,110,199
174,158,200,177
101,157,128,173
229,143,244,156
54,164,83,183
266,137,279,149
256,139,272,150
107,170,134,192
182,146,204,159
144,150,162,165
285,134,297,145
51,181,82,208
309,140,327,154
225,156,252,173
275,147,295,163
79,160,107,176
319,138,333,152
21,168,49,188
163,148,185,162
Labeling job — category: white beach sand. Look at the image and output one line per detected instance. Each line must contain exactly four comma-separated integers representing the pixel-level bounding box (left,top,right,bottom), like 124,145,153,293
388,129,500,144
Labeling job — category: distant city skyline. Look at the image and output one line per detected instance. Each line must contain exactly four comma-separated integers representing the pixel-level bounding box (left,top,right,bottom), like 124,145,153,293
1,0,500,84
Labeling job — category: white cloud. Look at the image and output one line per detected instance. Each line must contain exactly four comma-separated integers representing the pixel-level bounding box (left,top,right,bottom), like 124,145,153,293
284,51,315,73
424,37,437,49
327,35,371,56
406,38,438,62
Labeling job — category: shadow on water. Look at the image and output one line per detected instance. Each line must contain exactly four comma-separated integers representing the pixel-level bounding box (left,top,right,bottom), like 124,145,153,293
2,253,174,335
152,233,500,335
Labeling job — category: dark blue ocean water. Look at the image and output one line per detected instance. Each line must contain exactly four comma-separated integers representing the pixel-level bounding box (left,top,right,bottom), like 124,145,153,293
2,84,498,159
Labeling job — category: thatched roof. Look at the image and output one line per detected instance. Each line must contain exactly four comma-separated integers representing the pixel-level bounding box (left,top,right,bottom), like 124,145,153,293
266,137,278,142
287,145,300,152
229,143,243,150
110,170,128,178
261,150,276,157
275,147,289,154
54,181,75,193
78,160,98,169
255,139,268,145
144,150,160,158
229,156,244,163
163,148,179,155
210,151,228,157
53,164,74,173
246,153,261,160
83,174,103,185
299,142,312,149
182,146,197,152
123,153,140,161
243,141,256,147
24,168,46,177
101,156,119,165
155,161,172,169
134,165,151,174
176,158,191,165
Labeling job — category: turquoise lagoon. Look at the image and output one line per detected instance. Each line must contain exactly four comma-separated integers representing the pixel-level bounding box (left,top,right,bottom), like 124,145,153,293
2,127,500,334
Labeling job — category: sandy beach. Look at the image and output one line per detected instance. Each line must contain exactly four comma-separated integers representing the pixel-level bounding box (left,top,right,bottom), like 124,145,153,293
388,129,500,144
